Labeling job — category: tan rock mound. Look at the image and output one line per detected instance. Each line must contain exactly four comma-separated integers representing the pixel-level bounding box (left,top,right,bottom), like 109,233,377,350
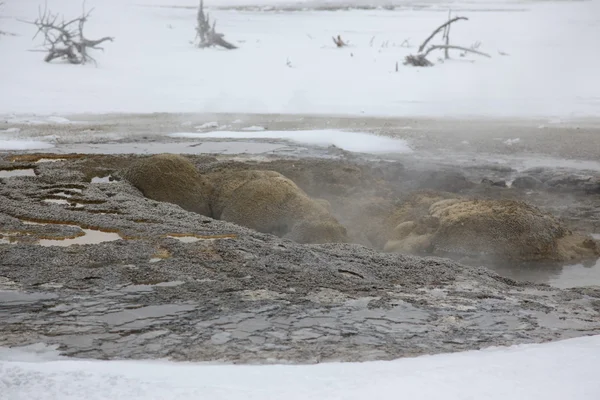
121,154,213,217
205,170,348,244
384,191,599,262
122,155,347,244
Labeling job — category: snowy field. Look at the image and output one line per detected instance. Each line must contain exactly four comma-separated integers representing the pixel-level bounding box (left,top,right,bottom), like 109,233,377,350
1,0,599,117
1,336,600,399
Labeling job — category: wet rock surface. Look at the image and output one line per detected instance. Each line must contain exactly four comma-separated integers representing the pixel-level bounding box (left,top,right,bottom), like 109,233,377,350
1,152,600,363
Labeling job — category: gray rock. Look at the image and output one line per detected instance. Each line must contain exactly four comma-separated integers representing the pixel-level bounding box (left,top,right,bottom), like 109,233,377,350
0,153,599,364
512,176,545,189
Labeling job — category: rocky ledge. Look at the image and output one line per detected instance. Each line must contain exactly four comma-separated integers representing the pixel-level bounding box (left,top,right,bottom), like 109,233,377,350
0,153,599,363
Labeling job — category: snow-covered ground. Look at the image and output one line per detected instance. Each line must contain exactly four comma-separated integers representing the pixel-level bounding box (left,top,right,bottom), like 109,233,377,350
1,0,599,117
1,335,600,399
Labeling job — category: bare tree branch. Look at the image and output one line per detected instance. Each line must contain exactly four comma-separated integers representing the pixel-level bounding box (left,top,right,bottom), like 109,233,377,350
21,1,113,65
423,44,491,59
417,16,467,53
442,10,451,59
404,13,491,67
195,0,237,50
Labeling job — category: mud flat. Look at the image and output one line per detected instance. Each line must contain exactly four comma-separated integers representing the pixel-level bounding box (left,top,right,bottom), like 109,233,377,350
1,132,599,363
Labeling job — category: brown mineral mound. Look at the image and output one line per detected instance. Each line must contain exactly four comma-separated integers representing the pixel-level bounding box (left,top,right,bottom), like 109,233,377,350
122,154,347,244
205,169,347,244
121,154,213,217
384,191,600,262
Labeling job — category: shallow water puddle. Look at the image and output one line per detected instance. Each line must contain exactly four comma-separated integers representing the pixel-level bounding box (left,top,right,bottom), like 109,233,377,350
42,198,84,208
0,168,36,178
167,235,202,243
42,198,69,205
35,158,66,163
50,190,81,198
39,228,121,247
91,175,114,183
17,220,123,246
0,291,58,304
548,258,600,289
491,257,600,289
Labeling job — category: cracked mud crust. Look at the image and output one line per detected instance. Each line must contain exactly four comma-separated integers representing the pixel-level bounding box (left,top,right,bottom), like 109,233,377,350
0,152,599,363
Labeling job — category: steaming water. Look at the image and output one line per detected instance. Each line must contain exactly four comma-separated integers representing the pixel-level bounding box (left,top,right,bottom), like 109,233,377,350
487,257,600,289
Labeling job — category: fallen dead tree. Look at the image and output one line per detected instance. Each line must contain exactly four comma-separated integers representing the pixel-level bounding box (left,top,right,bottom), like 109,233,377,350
404,12,490,67
195,0,237,50
22,2,113,65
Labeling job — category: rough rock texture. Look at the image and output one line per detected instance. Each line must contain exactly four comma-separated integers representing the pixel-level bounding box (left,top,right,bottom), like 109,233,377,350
384,192,600,263
1,153,599,364
520,168,600,194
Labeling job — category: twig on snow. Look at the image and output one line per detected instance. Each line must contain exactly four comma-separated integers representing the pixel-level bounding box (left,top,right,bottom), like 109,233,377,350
333,34,347,47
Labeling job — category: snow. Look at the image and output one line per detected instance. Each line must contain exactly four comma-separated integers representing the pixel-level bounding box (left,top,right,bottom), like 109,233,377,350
1,335,600,399
169,129,413,153
0,128,21,133
1,115,74,125
196,121,219,129
241,125,267,131
1,0,599,118
0,140,55,151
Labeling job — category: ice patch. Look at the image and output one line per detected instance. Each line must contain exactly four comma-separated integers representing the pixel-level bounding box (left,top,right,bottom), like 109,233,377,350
195,122,219,130
1,335,600,399
168,130,413,154
241,126,267,131
46,116,71,124
504,138,520,146
0,140,55,151
1,115,74,125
